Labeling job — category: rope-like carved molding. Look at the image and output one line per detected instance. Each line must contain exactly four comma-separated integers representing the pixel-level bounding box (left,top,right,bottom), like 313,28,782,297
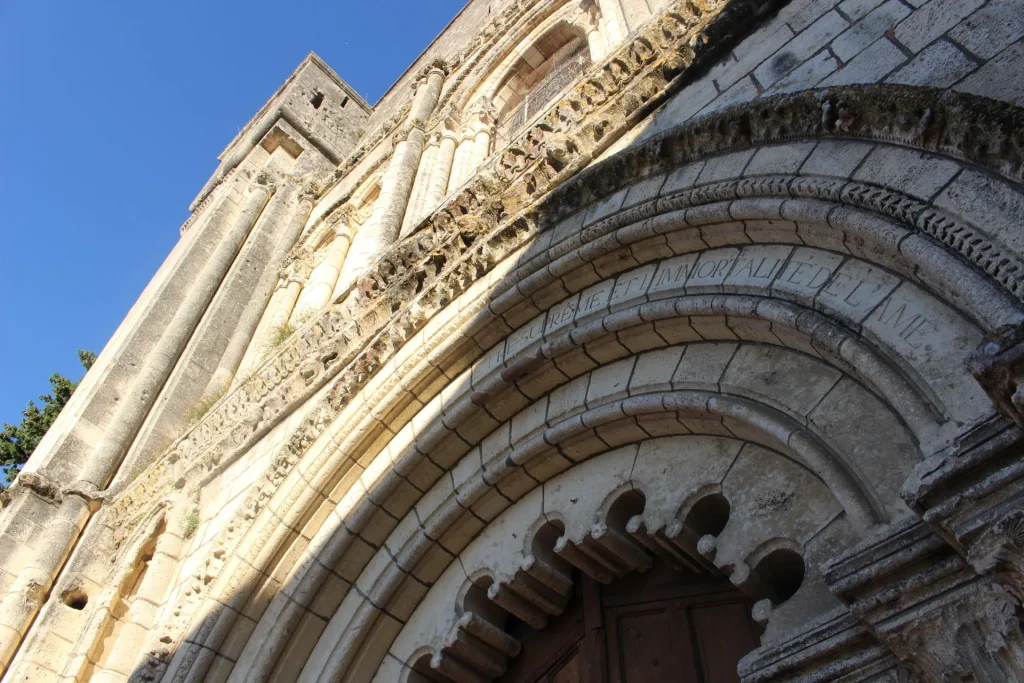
108,0,769,533
543,83,1023,219
105,14,1024,673
553,174,1024,307
119,176,1017,679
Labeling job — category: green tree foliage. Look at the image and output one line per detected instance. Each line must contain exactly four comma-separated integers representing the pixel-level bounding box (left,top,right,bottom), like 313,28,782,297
1,350,95,486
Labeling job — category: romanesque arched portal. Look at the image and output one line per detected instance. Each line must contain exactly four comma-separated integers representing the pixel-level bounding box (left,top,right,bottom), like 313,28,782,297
2,0,1024,682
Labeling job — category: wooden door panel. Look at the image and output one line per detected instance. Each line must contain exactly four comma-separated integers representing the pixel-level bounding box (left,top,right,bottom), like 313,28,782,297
691,602,760,683
550,651,582,683
610,607,673,682
606,601,701,683
499,566,757,683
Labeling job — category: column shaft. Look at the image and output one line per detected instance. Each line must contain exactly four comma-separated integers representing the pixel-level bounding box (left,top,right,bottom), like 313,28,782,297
0,180,273,675
598,0,628,45
448,135,475,194
472,128,492,169
86,180,273,488
235,275,303,384
293,228,353,320
401,138,439,237
336,66,446,295
423,132,458,215
95,517,184,679
586,25,606,60
202,191,314,399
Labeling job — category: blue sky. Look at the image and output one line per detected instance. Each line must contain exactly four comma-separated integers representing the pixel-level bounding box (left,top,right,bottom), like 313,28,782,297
0,0,467,424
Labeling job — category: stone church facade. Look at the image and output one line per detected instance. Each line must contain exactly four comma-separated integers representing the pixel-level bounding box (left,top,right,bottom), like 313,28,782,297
3,0,1024,680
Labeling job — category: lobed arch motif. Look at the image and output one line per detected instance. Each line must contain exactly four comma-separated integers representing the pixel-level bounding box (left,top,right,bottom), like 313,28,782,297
390,437,829,682
85,86,1024,683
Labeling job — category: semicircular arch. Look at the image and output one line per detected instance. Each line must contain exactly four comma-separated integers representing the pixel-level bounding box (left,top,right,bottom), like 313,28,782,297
154,114,1024,683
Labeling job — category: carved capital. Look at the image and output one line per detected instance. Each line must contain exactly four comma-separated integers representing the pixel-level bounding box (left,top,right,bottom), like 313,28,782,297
823,518,1024,683
430,103,462,132
968,323,1024,430
391,122,416,146
326,206,354,240
414,58,450,86
465,97,496,129
969,509,1024,604
64,481,106,512
249,172,277,195
576,0,602,30
281,247,314,283
10,472,63,504
299,178,321,203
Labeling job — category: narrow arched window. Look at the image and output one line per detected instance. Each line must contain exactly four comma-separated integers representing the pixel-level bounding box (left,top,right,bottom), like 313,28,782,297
494,22,592,141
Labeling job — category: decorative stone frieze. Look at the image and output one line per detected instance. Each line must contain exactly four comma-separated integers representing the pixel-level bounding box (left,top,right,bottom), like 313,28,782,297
108,75,1024,564
7,0,1024,679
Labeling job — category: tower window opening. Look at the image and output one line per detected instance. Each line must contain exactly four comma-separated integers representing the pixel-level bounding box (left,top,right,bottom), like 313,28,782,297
310,91,325,109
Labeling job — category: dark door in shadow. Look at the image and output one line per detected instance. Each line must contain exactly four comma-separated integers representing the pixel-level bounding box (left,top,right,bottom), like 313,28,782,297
499,562,759,683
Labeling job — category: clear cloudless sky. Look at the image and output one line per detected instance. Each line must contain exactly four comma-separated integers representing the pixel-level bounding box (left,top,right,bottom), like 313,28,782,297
0,0,468,425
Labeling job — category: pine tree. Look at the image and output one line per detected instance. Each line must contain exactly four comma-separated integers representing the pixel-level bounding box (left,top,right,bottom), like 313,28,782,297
1,350,95,486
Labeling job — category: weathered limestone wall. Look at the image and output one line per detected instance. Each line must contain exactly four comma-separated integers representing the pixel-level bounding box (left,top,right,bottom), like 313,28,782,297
3,0,1024,681
191,55,371,213
619,0,1024,149
118,140,334,485
0,180,243,600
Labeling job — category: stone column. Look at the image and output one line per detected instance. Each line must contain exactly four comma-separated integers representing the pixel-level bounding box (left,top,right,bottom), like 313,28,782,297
202,186,316,401
336,62,447,296
292,210,354,321
0,177,275,675
447,131,477,194
423,128,459,214
0,492,92,677
597,0,627,46
824,517,1024,683
467,100,496,174
234,264,307,386
86,175,275,488
401,135,440,237
579,0,608,60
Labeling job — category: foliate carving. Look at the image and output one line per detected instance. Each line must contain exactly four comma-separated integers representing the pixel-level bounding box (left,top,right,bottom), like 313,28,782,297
415,58,451,85
968,323,1024,429
884,580,1024,682
8,472,62,504
248,171,277,194
104,2,1024,668
279,247,314,283
391,122,416,146
825,519,1024,683
970,509,1024,604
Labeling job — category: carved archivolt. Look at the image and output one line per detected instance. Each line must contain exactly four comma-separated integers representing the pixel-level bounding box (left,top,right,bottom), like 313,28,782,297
390,433,845,681
104,40,1024,678
146,145,1024,681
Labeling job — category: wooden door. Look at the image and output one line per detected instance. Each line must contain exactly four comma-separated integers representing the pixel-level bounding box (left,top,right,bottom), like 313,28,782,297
498,563,758,683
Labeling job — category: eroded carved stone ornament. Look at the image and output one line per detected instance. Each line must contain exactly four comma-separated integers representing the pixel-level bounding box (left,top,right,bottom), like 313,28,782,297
95,1,1024,670
970,510,1024,604
968,323,1024,429
824,518,1024,683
